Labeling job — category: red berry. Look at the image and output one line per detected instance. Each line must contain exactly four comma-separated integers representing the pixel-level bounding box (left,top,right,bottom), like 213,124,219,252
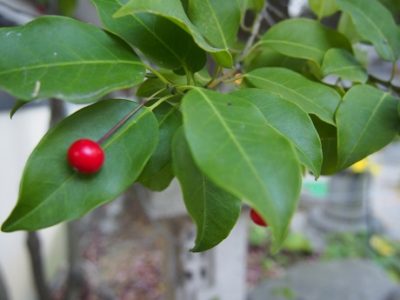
67,139,105,174
250,208,268,227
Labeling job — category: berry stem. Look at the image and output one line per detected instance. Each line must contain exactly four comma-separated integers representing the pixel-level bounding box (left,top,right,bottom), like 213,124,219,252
97,88,166,145
97,101,145,145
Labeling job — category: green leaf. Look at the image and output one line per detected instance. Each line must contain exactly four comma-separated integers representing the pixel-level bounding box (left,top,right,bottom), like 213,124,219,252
245,67,341,124
2,100,158,231
233,88,322,177
139,162,174,191
308,0,338,18
338,13,361,43
244,48,308,73
245,0,264,12
0,16,145,104
244,48,323,80
186,0,241,49
311,116,338,175
59,0,78,16
172,128,241,251
181,88,302,249
257,18,351,65
321,48,368,83
337,85,400,169
136,78,169,98
138,103,181,191
10,100,27,119
92,0,206,72
115,0,233,67
337,0,400,61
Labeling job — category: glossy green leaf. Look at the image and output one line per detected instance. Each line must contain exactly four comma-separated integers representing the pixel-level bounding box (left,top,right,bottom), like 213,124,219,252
138,103,181,191
233,88,322,176
257,18,351,65
0,16,145,104
245,67,341,124
311,116,338,175
186,0,241,49
244,48,308,73
92,0,206,72
115,0,233,67
338,13,361,43
245,0,264,12
10,100,27,119
136,78,169,98
139,162,174,191
2,100,158,231
322,48,368,83
337,0,400,61
182,88,302,248
337,85,400,169
244,48,323,80
173,128,241,251
380,0,400,16
308,0,338,18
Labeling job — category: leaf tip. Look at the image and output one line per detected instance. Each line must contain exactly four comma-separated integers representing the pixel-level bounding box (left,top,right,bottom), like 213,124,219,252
1,219,16,233
112,7,128,18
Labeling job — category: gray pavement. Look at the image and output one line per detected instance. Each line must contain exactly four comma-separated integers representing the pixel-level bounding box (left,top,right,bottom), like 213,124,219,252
248,260,398,300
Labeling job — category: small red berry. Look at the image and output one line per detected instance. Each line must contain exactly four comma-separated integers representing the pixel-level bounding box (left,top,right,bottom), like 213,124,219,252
67,139,105,174
250,208,268,227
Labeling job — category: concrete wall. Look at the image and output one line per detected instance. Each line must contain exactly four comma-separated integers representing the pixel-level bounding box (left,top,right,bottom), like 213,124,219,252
0,105,66,300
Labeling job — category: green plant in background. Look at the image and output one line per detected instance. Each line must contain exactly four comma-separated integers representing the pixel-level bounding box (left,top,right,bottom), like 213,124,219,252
0,0,399,252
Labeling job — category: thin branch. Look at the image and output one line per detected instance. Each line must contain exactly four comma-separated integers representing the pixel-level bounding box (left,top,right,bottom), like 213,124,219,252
239,1,268,62
0,265,10,300
207,69,239,89
266,2,285,19
262,10,275,27
27,232,52,300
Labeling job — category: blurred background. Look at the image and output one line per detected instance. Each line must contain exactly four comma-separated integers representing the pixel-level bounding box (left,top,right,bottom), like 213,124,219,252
1,0,400,299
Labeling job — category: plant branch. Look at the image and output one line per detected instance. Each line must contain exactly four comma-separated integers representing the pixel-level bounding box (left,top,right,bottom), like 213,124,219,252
266,2,285,19
0,265,10,300
207,69,240,89
239,1,268,63
27,232,52,300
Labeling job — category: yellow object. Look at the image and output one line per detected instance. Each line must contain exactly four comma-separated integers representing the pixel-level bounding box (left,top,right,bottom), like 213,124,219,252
370,235,395,257
234,74,243,85
350,159,380,175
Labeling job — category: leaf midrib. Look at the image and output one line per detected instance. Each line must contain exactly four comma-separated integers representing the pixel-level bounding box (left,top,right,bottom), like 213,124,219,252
195,88,272,207
324,65,364,74
340,1,394,59
0,60,141,76
129,11,187,67
7,108,149,229
204,0,229,49
247,74,333,121
259,40,324,57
